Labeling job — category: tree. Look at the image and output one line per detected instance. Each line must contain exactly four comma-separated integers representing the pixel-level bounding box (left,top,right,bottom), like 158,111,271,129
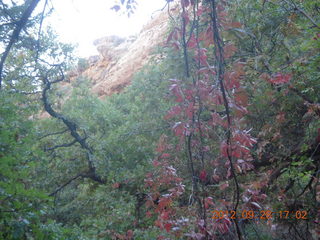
0,1,78,239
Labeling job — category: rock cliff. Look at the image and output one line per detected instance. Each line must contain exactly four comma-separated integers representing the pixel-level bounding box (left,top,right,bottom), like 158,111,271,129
69,8,172,97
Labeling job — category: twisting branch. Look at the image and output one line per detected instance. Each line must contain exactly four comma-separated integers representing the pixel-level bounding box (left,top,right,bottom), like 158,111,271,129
210,1,242,239
0,0,41,89
41,64,105,195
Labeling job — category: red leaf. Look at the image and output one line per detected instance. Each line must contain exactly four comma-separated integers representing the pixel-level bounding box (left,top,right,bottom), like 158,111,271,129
158,197,172,210
164,223,172,232
164,105,182,120
259,73,271,81
184,89,193,101
197,6,203,16
194,48,208,65
218,218,232,234
233,131,257,147
230,22,242,28
199,26,213,47
224,71,240,89
146,211,153,218
126,230,133,239
211,91,224,105
185,102,194,119
220,141,228,157
268,73,292,84
204,196,214,209
276,112,286,123
161,153,171,158
199,170,207,182
223,44,237,59
172,122,184,137
234,90,248,107
212,174,220,182
219,182,229,190
161,210,170,220
187,34,197,48
182,11,190,25
153,160,161,167
112,182,120,189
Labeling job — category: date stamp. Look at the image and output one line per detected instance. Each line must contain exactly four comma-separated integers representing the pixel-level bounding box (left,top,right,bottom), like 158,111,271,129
211,210,308,220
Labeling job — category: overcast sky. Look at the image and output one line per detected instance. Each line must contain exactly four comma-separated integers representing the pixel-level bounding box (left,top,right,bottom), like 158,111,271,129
45,0,166,57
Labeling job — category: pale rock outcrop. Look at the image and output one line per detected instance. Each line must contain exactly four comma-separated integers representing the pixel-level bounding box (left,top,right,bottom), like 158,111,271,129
74,8,172,97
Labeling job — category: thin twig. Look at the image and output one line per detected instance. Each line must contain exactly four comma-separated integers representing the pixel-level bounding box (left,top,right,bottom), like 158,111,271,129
45,139,77,151
35,0,48,62
39,129,68,139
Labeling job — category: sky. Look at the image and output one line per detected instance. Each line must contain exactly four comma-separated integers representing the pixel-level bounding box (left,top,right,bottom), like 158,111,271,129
45,0,166,57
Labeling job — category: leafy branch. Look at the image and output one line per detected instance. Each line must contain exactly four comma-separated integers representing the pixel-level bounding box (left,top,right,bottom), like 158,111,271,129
0,0,41,89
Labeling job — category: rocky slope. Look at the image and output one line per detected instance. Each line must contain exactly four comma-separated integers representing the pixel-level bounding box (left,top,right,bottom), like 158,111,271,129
68,8,173,97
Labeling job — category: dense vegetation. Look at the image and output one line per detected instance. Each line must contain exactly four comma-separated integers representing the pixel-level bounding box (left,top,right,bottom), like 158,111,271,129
0,0,319,239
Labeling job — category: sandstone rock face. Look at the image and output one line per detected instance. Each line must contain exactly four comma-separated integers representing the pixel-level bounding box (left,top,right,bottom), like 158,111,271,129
73,9,172,97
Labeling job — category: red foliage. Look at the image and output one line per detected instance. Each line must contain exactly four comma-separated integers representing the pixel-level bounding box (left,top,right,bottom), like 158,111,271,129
145,1,265,237
268,73,292,84
199,170,207,182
